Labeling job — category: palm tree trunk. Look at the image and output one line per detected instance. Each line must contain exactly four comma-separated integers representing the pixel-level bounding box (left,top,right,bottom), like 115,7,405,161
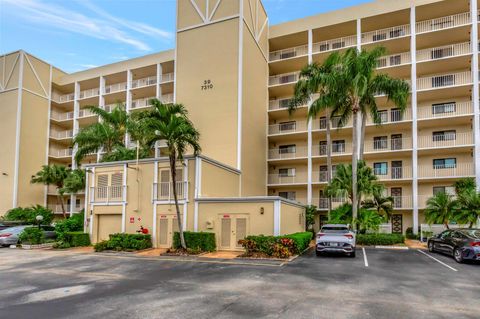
352,104,361,230
359,112,366,160
326,110,332,219
170,153,186,250
59,194,67,219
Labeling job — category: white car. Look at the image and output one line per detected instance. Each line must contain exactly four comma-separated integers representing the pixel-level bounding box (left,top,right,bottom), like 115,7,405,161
316,224,356,257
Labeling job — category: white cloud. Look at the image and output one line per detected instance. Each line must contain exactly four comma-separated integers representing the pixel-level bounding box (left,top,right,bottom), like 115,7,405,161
2,0,172,52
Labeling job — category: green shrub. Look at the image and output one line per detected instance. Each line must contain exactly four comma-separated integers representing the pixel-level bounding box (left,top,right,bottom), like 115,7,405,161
55,212,84,241
239,232,313,258
405,227,420,240
282,232,313,253
94,233,152,252
19,227,45,245
173,231,216,252
356,234,405,246
4,205,54,225
64,232,90,247
328,204,353,224
243,235,277,255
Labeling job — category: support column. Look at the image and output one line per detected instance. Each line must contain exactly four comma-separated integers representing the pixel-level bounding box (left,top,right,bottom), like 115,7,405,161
72,81,80,169
125,70,132,147
98,76,105,162
356,19,363,160
471,0,480,189
155,64,163,158
307,29,313,206
410,7,419,235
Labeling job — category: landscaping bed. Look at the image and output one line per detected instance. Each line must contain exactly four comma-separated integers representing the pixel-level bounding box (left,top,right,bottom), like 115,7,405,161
94,233,152,252
238,232,313,259
356,233,405,246
161,231,216,256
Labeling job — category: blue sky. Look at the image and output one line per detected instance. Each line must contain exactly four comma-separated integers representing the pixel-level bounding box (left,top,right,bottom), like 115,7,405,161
0,0,372,73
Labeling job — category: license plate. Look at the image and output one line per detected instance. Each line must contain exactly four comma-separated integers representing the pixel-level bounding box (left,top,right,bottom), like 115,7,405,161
329,242,338,247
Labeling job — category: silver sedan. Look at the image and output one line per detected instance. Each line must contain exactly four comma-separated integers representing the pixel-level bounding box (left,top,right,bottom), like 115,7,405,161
0,225,56,246
316,224,356,257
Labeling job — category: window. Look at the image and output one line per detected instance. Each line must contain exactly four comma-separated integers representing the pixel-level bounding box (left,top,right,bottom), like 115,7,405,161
319,141,327,155
279,191,296,200
332,41,345,49
332,140,345,153
280,74,296,84
279,144,296,154
378,110,388,123
433,186,455,195
373,33,387,42
280,50,295,59
432,130,456,142
319,117,327,129
331,116,343,128
389,55,402,66
431,47,453,59
279,121,296,131
389,28,405,38
319,166,328,182
279,168,295,177
433,158,456,169
377,57,387,68
432,102,456,115
374,136,388,150
374,162,388,175
318,43,329,52
432,74,454,88
391,108,402,122
278,98,291,109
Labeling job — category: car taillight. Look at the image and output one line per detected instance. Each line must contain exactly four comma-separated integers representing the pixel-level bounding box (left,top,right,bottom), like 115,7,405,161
344,234,353,239
0,233,12,238
317,233,325,238
470,241,480,247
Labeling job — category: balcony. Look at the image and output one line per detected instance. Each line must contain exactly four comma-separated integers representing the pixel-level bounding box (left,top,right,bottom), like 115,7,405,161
418,163,474,179
79,88,100,99
416,12,471,34
312,35,357,54
374,166,412,181
268,147,308,160
52,92,74,103
50,129,73,139
417,101,473,120
153,182,187,201
47,204,84,214
362,24,410,45
391,196,413,209
78,108,96,118
417,71,472,91
131,97,155,110
268,120,307,135
314,197,348,210
313,142,352,157
160,72,174,83
312,170,332,183
269,71,300,86
268,173,307,185
364,137,412,153
269,97,295,111
49,148,73,158
417,42,471,63
377,52,411,69
417,132,473,149
269,44,308,62
104,82,127,94
161,93,174,104
366,108,412,125
131,76,157,89
90,185,126,203
51,110,74,121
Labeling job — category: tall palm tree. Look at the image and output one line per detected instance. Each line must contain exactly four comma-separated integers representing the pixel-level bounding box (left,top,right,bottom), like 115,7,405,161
62,168,86,196
425,192,457,229
455,189,480,228
143,99,201,249
73,104,129,163
31,165,70,218
325,47,409,223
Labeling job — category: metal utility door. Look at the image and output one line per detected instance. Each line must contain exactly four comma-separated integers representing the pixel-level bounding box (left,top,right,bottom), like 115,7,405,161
97,214,122,242
158,215,178,248
219,215,249,250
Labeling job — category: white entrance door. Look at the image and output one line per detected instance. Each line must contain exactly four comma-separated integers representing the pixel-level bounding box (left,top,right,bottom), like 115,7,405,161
158,215,180,248
219,215,249,250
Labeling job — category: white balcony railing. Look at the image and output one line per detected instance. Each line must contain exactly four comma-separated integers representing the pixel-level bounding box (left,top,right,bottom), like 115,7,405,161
49,148,73,158
91,186,126,203
78,108,96,118
131,76,157,89
160,72,174,83
51,110,74,121
362,24,410,45
269,72,300,86
314,197,348,210
418,132,473,149
50,129,73,139
131,97,155,109
374,166,412,181
153,182,187,201
416,12,471,34
312,35,357,54
269,44,308,62
268,173,308,185
269,98,295,111
418,163,474,179
364,137,412,153
52,92,75,103
104,82,127,94
417,71,472,91
161,93,174,104
417,42,471,62
377,52,411,69
48,204,84,214
391,196,413,209
417,101,473,119
79,88,100,99
268,147,308,160
312,142,352,157
312,170,332,183
268,120,307,135
367,108,412,125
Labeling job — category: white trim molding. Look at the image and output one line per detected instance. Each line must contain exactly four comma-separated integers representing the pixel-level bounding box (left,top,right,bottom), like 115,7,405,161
12,51,24,208
121,163,127,232
470,0,480,189
237,0,244,173
273,200,281,236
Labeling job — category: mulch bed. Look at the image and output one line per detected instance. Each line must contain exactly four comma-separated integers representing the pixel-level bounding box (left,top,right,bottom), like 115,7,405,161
161,248,205,256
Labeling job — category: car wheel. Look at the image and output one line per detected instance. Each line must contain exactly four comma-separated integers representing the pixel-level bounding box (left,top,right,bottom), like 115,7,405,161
316,251,322,257
349,250,356,258
453,248,464,263
428,241,435,253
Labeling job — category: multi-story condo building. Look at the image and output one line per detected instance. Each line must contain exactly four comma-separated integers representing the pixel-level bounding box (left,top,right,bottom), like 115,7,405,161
0,0,479,247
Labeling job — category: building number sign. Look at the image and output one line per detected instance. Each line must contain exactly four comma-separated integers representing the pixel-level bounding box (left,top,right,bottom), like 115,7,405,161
201,79,214,91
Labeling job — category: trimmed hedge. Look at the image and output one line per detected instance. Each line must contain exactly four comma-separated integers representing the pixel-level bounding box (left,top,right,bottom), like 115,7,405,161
356,234,405,246
239,232,313,258
64,232,90,247
283,232,313,253
173,231,216,252
55,213,84,241
94,233,152,252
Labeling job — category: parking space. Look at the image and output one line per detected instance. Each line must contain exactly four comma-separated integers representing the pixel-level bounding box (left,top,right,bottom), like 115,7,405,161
0,248,479,318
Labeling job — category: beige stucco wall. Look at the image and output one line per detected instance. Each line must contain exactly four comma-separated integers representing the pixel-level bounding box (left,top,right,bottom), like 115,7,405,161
280,202,305,235
200,160,240,198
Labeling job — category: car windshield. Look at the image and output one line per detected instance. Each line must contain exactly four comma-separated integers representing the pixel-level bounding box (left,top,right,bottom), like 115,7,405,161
321,227,349,233
460,229,480,239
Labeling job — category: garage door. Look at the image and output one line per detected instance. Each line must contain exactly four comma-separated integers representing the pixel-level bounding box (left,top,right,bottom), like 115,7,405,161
97,214,122,242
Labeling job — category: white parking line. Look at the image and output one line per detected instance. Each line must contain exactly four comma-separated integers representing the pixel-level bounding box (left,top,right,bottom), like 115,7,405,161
362,248,369,267
417,249,458,272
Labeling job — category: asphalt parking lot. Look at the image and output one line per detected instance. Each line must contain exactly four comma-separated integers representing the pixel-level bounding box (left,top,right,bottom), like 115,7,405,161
0,247,479,319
